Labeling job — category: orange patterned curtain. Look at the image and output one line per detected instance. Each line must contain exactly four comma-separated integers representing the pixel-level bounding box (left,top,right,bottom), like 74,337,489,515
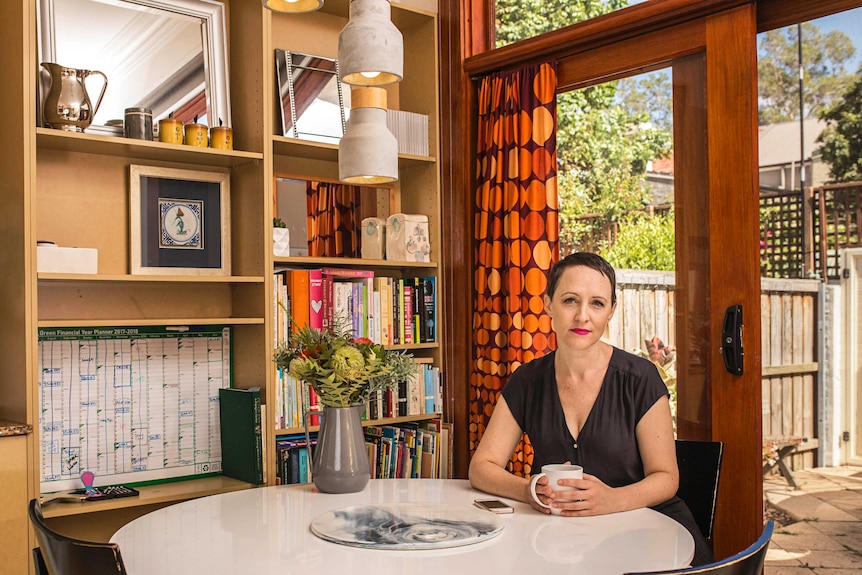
306,180,361,257
470,62,560,478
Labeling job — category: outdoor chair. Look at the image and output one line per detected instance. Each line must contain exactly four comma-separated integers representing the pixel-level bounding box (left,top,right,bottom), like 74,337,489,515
28,499,128,575
623,520,774,575
676,439,724,540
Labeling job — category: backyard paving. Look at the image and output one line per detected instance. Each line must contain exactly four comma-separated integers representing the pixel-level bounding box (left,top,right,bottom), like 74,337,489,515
764,466,862,574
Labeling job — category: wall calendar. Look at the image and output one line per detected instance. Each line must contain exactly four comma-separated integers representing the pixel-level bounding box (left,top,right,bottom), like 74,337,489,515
37,325,231,492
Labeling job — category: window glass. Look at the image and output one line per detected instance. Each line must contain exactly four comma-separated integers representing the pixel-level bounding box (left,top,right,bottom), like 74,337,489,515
756,8,862,279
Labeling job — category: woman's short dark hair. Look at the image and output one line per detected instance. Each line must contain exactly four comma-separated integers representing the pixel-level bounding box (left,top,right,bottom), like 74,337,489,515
547,252,617,305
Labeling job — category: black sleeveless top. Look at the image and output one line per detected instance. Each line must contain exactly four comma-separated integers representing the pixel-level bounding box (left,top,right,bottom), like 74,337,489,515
502,348,714,566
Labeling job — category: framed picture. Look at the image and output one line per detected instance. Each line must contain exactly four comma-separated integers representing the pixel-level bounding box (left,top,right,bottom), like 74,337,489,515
130,165,231,275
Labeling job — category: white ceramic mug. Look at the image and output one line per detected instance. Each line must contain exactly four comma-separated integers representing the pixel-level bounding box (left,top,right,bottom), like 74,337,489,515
529,463,584,515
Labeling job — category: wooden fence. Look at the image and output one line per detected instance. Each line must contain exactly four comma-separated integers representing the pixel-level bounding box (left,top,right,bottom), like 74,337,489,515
606,271,819,470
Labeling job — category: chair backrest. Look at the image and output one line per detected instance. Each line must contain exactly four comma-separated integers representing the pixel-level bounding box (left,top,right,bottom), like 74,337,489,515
28,499,127,575
624,520,774,575
676,439,724,540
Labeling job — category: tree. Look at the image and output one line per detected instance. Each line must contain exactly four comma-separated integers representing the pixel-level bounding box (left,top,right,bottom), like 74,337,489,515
496,0,628,48
600,211,676,271
758,23,856,125
818,69,862,182
615,71,674,131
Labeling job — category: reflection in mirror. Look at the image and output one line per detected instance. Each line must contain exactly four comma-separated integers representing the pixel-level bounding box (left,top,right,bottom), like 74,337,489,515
38,0,231,129
275,177,389,258
275,50,349,144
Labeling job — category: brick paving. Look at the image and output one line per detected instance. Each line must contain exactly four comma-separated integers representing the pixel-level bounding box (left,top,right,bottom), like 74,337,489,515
764,466,862,575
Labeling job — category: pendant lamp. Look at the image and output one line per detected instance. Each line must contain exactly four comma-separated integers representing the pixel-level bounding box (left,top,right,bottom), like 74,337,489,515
339,87,398,184
338,0,403,86
262,0,323,13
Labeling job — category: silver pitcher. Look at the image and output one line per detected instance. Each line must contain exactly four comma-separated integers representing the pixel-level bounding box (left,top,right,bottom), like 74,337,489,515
40,62,108,132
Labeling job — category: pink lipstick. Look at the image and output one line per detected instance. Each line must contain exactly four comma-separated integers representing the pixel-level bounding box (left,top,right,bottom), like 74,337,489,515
573,328,590,335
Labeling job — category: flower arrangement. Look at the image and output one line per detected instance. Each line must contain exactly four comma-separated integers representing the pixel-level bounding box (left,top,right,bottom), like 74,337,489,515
274,321,417,408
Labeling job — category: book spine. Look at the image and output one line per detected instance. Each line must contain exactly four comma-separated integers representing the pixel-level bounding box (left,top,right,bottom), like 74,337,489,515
321,267,374,278
422,276,436,343
308,269,323,330
253,392,263,483
403,283,413,345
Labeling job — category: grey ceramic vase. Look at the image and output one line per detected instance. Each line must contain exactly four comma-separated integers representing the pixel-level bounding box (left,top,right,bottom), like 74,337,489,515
304,404,370,493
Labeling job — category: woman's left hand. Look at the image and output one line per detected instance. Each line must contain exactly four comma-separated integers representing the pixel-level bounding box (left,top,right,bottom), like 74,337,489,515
550,473,620,517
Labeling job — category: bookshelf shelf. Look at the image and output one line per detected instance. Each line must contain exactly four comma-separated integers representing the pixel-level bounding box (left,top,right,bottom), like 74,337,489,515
276,413,442,437
272,136,436,166
273,256,437,270
37,273,265,284
38,318,265,328
37,128,262,168
41,476,253,519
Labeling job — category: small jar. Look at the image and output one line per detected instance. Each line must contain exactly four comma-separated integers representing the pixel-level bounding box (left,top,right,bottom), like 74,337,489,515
184,123,208,148
124,107,153,140
209,126,233,150
158,118,183,144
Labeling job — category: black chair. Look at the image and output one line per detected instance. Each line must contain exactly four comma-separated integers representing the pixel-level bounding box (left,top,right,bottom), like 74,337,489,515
28,499,127,575
676,440,724,540
624,520,774,575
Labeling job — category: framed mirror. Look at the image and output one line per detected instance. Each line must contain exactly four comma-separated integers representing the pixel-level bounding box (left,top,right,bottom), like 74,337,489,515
37,0,231,131
275,50,349,144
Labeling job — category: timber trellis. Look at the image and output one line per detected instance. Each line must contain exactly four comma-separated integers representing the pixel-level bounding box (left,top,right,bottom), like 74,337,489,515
759,181,862,280
606,270,819,470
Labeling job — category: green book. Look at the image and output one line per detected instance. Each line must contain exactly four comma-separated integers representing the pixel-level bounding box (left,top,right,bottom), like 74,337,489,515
219,387,264,485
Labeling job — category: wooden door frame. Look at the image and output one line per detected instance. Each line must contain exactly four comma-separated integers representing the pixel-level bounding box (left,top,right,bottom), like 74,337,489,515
439,0,862,558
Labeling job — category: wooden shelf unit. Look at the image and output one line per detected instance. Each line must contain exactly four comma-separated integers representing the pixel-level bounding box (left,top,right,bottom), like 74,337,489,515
0,0,443,551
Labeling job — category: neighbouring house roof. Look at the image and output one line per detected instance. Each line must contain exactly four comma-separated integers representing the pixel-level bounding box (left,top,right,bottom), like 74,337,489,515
758,117,826,167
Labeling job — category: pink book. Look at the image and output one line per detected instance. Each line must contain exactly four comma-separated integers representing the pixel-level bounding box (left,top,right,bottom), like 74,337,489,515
308,269,324,330
322,267,374,278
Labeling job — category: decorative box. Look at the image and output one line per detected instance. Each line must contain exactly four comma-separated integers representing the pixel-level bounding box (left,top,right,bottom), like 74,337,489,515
361,217,386,260
273,227,291,257
385,213,430,262
37,244,98,274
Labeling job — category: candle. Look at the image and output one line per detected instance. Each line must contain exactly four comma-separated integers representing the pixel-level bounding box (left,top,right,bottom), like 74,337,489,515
209,126,233,150
184,123,209,148
158,118,183,144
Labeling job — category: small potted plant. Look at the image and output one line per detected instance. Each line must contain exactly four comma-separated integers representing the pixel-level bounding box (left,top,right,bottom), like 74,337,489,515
273,217,290,256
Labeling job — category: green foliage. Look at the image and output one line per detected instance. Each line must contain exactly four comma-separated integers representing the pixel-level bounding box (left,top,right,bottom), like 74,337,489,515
758,23,856,125
495,0,628,48
818,69,862,182
557,89,672,253
600,211,675,271
274,319,417,408
273,217,287,228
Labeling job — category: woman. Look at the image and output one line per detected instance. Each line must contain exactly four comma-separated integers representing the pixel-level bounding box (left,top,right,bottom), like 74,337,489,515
468,252,713,565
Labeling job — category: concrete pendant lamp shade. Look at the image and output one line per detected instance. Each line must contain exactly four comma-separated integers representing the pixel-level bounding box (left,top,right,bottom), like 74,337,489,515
262,0,323,13
339,87,398,184
338,0,403,86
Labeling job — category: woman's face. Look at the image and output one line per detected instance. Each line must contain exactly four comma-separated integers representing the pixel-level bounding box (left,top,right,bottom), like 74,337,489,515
545,265,616,352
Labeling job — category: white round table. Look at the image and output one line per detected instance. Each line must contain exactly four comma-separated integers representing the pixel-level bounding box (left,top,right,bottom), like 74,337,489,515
111,479,694,574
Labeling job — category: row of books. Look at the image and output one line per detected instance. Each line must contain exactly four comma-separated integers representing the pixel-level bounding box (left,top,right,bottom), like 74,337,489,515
275,435,314,486
274,360,442,431
274,419,453,485
365,420,453,480
273,267,437,347
386,109,429,157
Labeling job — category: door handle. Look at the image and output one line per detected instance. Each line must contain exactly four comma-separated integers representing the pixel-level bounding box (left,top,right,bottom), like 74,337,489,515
720,304,744,375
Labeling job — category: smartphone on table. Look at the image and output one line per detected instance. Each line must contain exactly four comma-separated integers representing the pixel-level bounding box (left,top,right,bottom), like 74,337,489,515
473,498,515,514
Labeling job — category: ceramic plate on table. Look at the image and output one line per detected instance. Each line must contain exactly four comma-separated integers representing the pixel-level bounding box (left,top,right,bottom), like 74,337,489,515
310,503,504,550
